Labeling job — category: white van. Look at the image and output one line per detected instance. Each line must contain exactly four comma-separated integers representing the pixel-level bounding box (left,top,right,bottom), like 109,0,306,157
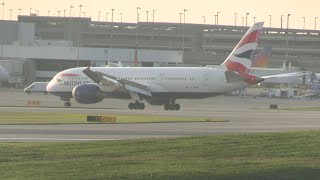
24,82,48,94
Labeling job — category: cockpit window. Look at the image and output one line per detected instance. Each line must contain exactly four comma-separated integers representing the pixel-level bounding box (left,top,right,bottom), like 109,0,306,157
56,76,62,82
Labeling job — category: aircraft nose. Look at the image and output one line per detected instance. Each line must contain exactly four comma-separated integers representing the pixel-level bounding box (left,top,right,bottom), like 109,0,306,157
46,80,55,93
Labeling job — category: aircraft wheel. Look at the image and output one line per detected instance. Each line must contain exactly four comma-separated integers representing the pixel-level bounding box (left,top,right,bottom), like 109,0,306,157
174,104,180,111
128,103,134,109
169,104,175,110
64,102,71,107
139,103,145,110
164,104,170,110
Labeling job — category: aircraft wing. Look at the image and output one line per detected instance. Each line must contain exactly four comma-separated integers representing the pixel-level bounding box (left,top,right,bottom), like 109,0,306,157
82,67,152,97
261,72,306,79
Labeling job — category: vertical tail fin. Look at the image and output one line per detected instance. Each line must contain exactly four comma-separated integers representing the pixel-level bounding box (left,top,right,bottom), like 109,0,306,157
252,46,272,68
220,22,264,73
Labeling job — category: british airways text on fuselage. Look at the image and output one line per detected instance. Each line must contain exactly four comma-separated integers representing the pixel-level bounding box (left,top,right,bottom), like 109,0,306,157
63,80,91,86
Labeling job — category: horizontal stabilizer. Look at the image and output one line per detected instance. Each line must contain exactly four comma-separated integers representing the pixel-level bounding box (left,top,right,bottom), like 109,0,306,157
225,71,243,83
225,71,264,84
262,72,307,79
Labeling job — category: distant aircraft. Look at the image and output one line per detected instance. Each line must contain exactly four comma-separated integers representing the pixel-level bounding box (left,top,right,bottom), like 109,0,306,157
46,22,305,110
0,66,9,82
252,46,272,68
300,89,320,99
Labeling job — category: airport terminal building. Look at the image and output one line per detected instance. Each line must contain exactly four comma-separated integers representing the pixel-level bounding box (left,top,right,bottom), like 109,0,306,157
0,15,319,86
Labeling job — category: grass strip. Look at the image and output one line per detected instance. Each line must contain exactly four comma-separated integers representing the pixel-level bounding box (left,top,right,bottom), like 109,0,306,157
0,131,320,179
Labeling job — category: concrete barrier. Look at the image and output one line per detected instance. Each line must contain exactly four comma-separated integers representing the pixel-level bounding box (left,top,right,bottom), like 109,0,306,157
87,115,117,123
27,100,40,107
270,104,278,109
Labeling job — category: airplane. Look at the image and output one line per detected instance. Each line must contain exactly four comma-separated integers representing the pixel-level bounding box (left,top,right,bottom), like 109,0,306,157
46,22,305,110
0,66,9,82
252,46,272,68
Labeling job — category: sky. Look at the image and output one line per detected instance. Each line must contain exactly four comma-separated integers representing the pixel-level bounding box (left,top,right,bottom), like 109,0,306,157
2,0,320,30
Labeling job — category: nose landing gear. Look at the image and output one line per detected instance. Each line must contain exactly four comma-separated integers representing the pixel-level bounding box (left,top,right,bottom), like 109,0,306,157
64,102,71,107
61,97,71,107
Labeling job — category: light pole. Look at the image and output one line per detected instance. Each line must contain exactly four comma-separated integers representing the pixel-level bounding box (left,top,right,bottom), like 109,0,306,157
269,15,272,28
69,5,74,17
302,17,305,31
64,9,66,17
214,15,217,25
280,15,283,31
57,11,61,17
120,12,122,23
9,9,12,20
135,7,141,66
111,9,114,23
48,10,50,16
179,12,182,24
36,10,39,16
245,12,249,27
287,14,291,31
234,13,237,27
146,11,149,22
216,12,220,25
29,8,32,15
202,16,205,25
152,10,155,23
182,9,187,52
79,5,83,17
83,12,85,17
1,2,5,20
77,5,83,67
69,5,74,43
98,11,101,21
286,14,291,56
253,17,256,23
18,8,22,15
136,7,140,23
315,17,318,30
105,12,109,22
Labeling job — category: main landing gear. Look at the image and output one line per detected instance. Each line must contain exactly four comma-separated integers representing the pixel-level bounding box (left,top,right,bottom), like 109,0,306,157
128,101,145,110
64,102,71,107
61,97,71,107
164,99,180,111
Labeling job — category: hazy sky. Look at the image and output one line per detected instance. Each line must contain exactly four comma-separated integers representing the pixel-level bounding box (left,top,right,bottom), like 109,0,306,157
3,0,320,29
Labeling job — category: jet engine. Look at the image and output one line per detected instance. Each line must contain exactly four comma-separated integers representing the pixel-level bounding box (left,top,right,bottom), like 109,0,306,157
72,84,104,104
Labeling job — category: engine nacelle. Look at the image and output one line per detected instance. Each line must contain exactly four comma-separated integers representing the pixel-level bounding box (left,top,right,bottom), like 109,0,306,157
72,84,103,104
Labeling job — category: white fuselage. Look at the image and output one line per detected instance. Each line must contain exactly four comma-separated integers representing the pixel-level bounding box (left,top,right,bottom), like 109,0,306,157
47,66,248,99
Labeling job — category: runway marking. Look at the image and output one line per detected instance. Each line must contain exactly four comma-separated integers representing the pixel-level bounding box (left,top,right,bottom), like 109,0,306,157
0,138,117,141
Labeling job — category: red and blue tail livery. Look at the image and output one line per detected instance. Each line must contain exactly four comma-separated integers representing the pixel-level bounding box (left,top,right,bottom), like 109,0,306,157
220,22,264,74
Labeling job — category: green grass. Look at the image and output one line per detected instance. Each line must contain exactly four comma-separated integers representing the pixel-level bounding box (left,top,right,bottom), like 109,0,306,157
281,107,320,111
1,131,320,179
0,111,225,124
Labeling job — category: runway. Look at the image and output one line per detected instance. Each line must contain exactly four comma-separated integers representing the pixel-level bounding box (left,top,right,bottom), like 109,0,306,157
1,107,320,142
1,88,320,142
